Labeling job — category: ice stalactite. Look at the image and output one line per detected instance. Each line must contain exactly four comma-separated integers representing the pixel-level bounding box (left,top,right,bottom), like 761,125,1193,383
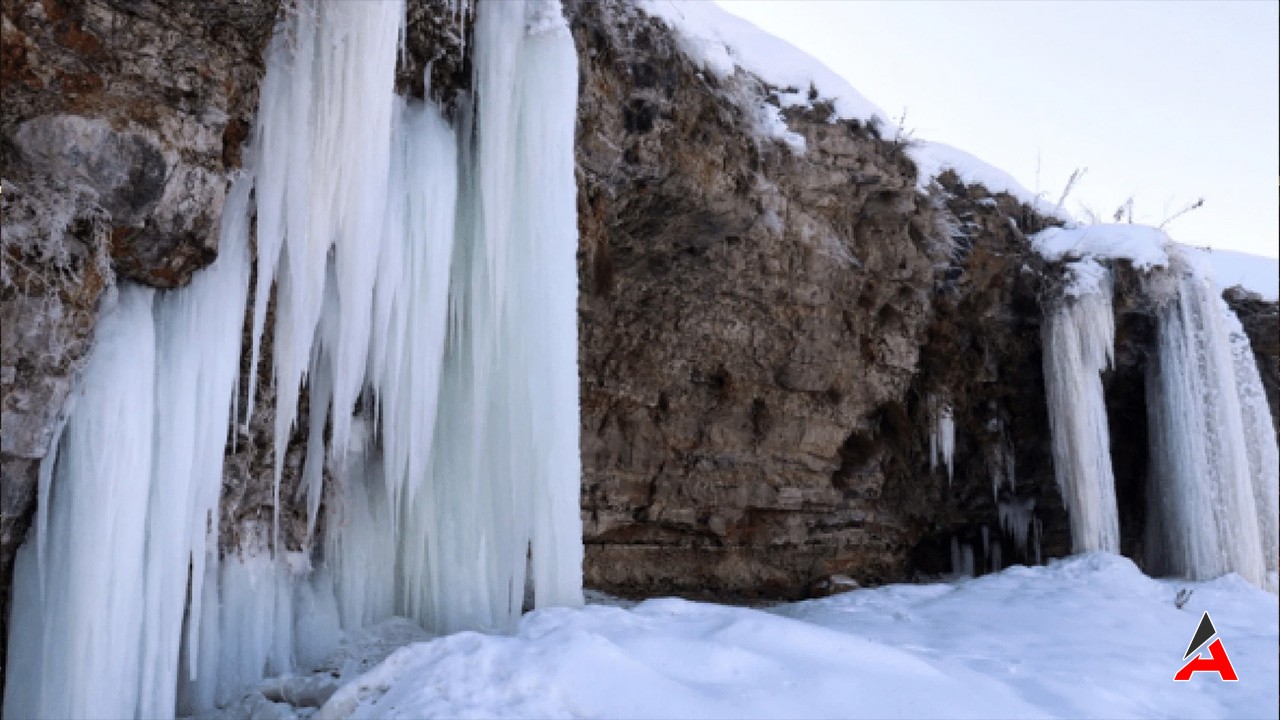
1144,247,1274,588
3,175,252,720
1041,259,1120,554
198,0,582,707
2,286,156,720
928,395,955,483
998,497,1037,559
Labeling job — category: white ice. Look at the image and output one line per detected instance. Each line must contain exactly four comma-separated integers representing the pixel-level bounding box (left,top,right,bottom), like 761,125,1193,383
1144,246,1274,588
1041,259,1120,554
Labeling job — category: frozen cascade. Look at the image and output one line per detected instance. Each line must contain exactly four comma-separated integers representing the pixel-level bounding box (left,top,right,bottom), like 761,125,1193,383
187,0,584,706
1144,247,1275,587
3,175,252,719
1041,259,1120,553
5,0,584,716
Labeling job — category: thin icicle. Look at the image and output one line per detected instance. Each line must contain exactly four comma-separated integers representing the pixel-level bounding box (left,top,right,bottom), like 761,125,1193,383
928,395,955,484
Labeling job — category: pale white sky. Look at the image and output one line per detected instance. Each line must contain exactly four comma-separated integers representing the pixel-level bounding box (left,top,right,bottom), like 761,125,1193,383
716,0,1280,259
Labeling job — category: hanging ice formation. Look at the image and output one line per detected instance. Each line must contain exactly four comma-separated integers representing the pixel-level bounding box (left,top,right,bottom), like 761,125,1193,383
3,177,252,720
1041,258,1121,554
1143,247,1277,588
928,394,955,483
4,0,585,717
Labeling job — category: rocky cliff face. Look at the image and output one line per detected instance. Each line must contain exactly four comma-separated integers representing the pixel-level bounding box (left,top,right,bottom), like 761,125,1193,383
2,0,1277,655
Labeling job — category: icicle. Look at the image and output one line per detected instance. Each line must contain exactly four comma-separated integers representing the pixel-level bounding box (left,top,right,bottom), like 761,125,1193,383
3,286,156,720
139,173,253,718
518,0,586,611
1144,247,1270,587
928,395,955,483
998,497,1036,559
1042,258,1120,553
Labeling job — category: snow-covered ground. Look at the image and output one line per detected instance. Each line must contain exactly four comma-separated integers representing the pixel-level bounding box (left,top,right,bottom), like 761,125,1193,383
243,554,1278,720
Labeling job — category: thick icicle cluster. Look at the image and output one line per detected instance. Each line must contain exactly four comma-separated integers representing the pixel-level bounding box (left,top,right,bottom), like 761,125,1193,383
1041,258,1121,554
3,178,252,719
1144,247,1278,588
5,0,585,717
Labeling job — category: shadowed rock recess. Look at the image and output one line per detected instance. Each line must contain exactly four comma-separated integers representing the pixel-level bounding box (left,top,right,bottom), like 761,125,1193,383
2,0,1277,672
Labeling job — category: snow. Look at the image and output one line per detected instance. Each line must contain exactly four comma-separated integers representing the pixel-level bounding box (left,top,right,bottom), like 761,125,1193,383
908,141,1071,219
313,554,1277,720
1032,223,1173,270
1032,225,1278,300
639,1,888,124
1197,248,1279,301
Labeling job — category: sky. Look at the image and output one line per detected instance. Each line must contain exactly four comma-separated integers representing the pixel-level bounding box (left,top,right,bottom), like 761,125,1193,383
715,0,1280,259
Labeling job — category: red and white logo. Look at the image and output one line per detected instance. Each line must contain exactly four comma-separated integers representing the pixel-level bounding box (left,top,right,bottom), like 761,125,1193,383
1174,611,1238,682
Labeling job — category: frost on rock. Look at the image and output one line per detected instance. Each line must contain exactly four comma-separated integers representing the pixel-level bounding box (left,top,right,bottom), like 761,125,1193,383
1041,259,1120,554
1144,247,1276,588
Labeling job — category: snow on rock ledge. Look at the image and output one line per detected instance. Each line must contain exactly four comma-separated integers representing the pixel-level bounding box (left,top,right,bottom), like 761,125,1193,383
638,0,888,123
1032,223,1172,271
1032,223,1279,300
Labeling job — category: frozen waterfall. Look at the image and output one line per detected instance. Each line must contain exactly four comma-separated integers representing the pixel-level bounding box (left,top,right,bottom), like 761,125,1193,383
1041,258,1121,554
1144,247,1277,588
3,0,584,717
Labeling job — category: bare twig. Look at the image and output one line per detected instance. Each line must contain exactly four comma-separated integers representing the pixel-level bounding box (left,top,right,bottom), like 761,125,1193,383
1159,197,1204,229
1055,167,1087,214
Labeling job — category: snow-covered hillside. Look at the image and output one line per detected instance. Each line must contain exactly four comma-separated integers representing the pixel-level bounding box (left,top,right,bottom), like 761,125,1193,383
251,555,1277,720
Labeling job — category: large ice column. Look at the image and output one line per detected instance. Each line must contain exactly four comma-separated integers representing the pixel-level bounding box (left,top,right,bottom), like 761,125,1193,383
244,0,406,548
3,176,253,720
516,0,587,609
1042,259,1121,553
1145,248,1270,587
140,176,253,718
394,0,584,633
241,0,583,637
928,395,955,484
2,287,156,720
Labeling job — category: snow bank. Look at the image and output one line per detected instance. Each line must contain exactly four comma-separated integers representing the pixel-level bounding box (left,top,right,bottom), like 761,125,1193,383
639,3,1082,215
320,554,1277,720
1198,248,1279,301
639,0,888,125
907,141,1069,219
